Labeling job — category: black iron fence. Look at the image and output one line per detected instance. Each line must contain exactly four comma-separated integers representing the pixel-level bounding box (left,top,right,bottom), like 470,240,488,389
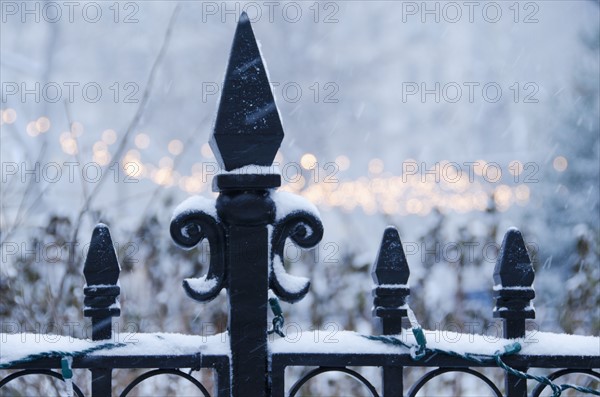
1,12,599,397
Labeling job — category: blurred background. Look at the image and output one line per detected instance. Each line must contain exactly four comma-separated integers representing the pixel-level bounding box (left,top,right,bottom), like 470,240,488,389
1,1,598,395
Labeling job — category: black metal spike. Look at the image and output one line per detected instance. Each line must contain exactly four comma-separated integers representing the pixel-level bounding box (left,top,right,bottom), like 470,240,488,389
493,228,535,324
493,228,535,394
493,228,534,288
371,226,410,334
372,226,410,286
83,223,121,340
372,228,409,397
84,223,120,286
209,11,284,171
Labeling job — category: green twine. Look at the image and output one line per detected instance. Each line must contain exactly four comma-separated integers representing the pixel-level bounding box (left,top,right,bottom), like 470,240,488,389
267,297,285,337
411,327,427,360
60,357,73,379
1,340,124,397
364,332,600,397
0,341,126,369
494,354,600,396
61,357,74,397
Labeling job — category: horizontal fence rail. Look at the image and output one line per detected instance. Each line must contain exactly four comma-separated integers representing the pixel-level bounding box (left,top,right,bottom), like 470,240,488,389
1,12,599,397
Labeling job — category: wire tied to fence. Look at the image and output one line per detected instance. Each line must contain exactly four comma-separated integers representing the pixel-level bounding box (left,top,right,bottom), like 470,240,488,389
0,341,126,369
268,296,285,337
494,354,600,397
407,307,427,360
364,308,599,397
61,357,74,397
0,341,125,397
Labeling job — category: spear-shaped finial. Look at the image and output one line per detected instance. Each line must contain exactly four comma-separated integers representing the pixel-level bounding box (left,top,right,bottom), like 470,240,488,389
371,226,410,334
83,224,120,285
493,228,535,288
372,226,410,285
83,223,121,340
209,11,284,172
493,227,535,339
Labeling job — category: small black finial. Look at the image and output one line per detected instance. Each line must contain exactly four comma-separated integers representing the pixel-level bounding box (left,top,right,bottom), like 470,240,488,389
493,228,534,288
372,226,410,285
493,228,535,327
371,226,410,334
83,224,120,285
83,223,121,340
209,12,284,171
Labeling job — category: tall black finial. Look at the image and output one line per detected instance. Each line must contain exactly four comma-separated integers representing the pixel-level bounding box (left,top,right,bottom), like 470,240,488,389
210,11,284,171
371,226,410,335
83,223,121,340
493,227,535,339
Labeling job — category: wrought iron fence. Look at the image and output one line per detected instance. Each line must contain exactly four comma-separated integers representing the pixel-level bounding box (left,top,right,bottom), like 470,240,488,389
1,12,599,397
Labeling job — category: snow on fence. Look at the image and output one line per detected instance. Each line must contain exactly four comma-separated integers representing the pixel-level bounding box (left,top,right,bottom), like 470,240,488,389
1,12,599,397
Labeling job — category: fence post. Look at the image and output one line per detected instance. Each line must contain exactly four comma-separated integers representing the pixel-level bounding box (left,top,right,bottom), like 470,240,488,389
170,13,323,396
493,228,535,397
372,226,410,397
211,13,282,397
83,223,120,397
